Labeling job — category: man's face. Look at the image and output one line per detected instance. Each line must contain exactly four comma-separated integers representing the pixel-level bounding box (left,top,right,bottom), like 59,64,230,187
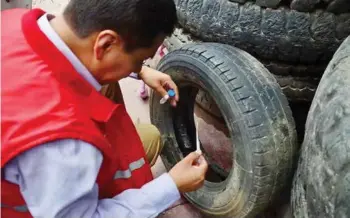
91,31,165,84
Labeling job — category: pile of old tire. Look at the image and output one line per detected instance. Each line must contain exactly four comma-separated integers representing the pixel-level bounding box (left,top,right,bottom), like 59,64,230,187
150,43,298,218
291,36,350,217
171,0,350,102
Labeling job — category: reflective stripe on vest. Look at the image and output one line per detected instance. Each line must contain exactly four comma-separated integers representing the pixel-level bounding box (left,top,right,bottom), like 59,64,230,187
1,158,146,212
114,157,146,179
1,203,28,212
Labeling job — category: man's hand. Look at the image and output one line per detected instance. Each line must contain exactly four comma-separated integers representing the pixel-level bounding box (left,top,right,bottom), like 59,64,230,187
139,66,179,107
168,152,208,193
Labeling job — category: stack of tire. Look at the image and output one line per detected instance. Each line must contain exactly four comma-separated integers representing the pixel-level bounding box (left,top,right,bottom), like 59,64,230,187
163,0,350,141
150,0,350,217
170,0,350,102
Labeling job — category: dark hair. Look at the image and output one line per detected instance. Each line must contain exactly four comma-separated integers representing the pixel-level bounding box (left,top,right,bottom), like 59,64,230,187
63,0,177,51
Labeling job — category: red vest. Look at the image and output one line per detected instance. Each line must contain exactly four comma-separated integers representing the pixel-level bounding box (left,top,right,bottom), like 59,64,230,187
1,8,153,217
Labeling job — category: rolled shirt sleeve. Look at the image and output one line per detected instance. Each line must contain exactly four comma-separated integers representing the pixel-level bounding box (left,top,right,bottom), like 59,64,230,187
3,139,180,218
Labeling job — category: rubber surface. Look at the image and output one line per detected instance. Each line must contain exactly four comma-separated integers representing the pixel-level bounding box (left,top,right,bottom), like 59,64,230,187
164,28,320,102
150,43,298,217
195,90,311,145
1,0,32,11
227,0,350,14
291,36,350,217
195,90,222,120
290,0,350,14
174,0,350,66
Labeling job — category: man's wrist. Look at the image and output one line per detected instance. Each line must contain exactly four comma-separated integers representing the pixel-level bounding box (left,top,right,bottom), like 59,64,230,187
129,63,150,80
139,65,149,80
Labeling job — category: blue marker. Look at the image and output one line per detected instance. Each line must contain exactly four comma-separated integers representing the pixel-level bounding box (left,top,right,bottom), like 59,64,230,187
160,89,175,104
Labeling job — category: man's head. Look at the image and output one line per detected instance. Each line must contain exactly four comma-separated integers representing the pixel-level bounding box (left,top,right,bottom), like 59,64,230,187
62,0,177,83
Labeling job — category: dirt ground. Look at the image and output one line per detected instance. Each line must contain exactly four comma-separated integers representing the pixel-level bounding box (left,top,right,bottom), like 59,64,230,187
32,0,69,14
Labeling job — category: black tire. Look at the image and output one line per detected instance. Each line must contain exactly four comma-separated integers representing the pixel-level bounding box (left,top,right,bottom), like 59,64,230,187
230,0,350,14
174,0,350,66
1,0,32,11
291,36,350,217
165,28,320,102
195,90,222,120
291,0,350,14
228,0,350,14
195,89,311,145
150,43,298,217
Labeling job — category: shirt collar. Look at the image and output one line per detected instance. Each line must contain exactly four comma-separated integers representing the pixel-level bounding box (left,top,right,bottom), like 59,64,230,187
37,13,102,91
21,9,118,123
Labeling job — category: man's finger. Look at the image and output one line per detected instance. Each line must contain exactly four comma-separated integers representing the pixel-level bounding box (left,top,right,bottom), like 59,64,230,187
170,99,177,107
184,152,201,163
155,84,168,98
197,156,208,171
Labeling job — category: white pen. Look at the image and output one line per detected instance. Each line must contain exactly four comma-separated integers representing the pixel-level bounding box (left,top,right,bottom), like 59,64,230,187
160,89,176,104
195,120,202,155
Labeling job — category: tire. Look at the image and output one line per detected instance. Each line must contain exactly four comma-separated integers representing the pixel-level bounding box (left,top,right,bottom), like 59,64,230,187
195,90,222,120
165,28,320,102
195,90,311,144
290,0,350,14
1,0,32,10
150,43,298,217
174,0,350,66
228,0,350,14
291,36,350,217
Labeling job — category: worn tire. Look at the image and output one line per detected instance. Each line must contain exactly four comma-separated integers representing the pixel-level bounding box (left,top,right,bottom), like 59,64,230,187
195,90,222,120
1,0,32,11
290,0,350,14
165,28,320,102
227,0,350,14
291,36,350,217
150,43,298,217
175,0,350,67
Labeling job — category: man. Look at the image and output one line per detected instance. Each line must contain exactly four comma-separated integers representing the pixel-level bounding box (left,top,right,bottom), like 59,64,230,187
1,0,208,217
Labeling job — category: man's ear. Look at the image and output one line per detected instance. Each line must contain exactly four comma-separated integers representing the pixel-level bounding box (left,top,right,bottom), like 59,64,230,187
93,30,123,60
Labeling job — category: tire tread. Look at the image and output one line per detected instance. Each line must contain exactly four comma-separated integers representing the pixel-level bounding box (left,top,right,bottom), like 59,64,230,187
175,0,350,65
